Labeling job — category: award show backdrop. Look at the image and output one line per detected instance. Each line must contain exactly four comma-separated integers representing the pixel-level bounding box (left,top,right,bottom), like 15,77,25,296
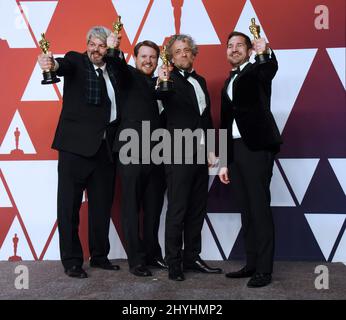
0,0,345,263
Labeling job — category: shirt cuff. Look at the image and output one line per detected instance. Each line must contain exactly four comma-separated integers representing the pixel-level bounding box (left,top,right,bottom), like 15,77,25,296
267,47,272,57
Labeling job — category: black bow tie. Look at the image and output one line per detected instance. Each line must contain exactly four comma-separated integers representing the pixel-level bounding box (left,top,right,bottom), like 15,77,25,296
230,67,240,79
183,70,196,79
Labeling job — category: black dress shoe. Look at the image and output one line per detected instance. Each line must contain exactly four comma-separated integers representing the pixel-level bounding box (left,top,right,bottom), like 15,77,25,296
130,265,152,277
225,266,255,278
148,258,168,270
184,258,222,274
247,273,272,288
64,266,88,279
168,264,185,281
90,260,120,270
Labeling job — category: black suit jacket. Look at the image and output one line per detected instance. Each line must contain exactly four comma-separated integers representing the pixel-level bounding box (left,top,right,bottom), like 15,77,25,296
220,51,282,164
52,51,126,157
113,66,164,159
159,67,214,160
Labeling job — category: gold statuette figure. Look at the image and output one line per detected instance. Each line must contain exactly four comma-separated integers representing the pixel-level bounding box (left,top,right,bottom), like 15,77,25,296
113,16,123,35
158,45,173,92
39,33,60,85
39,33,50,54
249,18,268,64
108,16,123,57
249,18,260,40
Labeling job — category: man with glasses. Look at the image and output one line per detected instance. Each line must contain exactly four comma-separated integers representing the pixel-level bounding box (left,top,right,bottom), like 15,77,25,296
37,26,126,278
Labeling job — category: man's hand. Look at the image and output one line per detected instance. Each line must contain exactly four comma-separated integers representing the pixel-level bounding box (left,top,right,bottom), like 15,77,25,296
158,64,173,82
218,166,230,184
38,51,55,71
252,38,268,55
107,32,121,50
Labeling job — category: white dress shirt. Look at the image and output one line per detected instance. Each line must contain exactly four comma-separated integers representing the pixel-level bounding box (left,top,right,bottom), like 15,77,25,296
179,69,207,116
179,69,207,144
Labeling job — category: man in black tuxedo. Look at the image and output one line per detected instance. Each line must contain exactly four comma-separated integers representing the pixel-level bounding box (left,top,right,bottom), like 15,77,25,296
114,41,167,277
218,31,282,287
159,34,222,281
38,26,127,278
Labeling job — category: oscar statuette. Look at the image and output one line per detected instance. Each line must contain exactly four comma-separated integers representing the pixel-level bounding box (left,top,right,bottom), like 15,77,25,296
249,18,269,64
158,45,173,92
108,16,123,58
39,33,60,85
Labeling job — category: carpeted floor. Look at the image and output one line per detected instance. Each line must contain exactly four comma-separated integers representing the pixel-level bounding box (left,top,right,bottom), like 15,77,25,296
0,260,345,300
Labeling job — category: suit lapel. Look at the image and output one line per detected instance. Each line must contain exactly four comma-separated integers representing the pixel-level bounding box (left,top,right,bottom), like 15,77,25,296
232,62,252,93
173,68,204,115
222,62,253,103
223,76,231,91
105,63,122,118
194,75,210,115
106,63,117,92
222,77,232,103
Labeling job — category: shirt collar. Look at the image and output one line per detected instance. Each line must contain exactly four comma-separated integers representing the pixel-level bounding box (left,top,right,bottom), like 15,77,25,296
178,68,194,77
232,61,249,72
94,63,107,73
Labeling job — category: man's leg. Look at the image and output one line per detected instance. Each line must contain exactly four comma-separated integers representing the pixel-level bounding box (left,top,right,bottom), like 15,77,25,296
235,140,275,274
183,163,208,263
143,165,166,264
164,164,193,267
87,142,116,265
57,151,87,269
230,155,257,271
117,161,147,269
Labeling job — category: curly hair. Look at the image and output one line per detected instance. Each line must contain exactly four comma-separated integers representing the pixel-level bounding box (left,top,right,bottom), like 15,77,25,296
166,34,198,61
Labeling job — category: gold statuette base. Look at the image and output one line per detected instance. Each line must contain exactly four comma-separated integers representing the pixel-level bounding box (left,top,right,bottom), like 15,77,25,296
158,79,174,92
255,53,270,64
41,70,60,85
